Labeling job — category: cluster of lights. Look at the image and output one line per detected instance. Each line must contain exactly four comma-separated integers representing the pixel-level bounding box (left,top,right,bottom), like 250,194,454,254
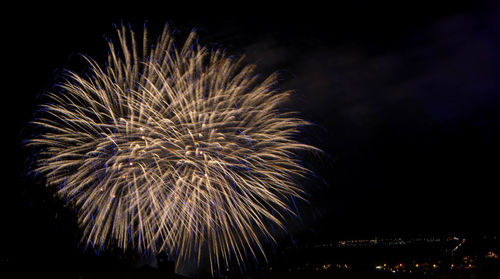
486,251,498,259
374,252,500,274
286,263,352,272
309,237,447,249
375,262,440,274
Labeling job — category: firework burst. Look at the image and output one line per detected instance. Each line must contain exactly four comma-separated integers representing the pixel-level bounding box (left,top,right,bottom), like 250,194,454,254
28,24,318,272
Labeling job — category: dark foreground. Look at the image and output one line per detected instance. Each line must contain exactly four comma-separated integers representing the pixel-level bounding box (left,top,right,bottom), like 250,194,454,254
2,233,499,278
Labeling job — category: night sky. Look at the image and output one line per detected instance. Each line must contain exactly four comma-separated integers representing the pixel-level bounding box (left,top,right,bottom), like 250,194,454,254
3,0,500,276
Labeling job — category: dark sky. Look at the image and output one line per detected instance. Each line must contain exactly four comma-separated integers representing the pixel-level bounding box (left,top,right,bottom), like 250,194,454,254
2,0,500,274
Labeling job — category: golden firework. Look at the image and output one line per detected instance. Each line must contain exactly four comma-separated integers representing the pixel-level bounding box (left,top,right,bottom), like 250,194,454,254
29,24,318,272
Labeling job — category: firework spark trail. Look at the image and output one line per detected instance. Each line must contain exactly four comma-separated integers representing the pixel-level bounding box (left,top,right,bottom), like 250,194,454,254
29,24,319,272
